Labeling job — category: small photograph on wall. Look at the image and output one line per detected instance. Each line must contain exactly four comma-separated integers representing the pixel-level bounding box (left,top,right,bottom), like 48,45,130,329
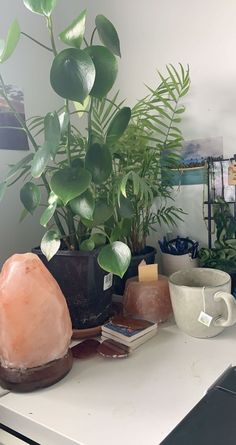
0,84,29,150
170,136,223,186
181,136,223,168
210,159,235,202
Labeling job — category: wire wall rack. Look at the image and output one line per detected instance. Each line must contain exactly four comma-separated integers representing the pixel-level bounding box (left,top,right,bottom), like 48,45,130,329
204,156,236,249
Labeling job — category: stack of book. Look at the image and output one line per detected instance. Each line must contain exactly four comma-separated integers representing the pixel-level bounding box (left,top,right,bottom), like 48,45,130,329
101,316,157,351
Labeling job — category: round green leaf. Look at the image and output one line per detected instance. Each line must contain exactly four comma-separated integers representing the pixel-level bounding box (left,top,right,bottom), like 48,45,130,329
80,238,95,252
95,15,121,57
0,19,20,64
40,202,57,227
59,10,86,48
70,189,94,220
41,230,61,261
84,46,118,98
81,201,113,228
118,195,134,219
23,0,57,16
85,143,112,184
94,201,113,225
106,107,131,146
50,48,95,103
20,182,41,214
71,157,84,169
50,167,91,205
31,144,51,178
92,233,106,247
98,241,131,278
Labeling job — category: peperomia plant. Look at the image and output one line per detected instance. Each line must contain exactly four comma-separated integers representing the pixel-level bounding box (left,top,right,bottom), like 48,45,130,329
0,1,132,278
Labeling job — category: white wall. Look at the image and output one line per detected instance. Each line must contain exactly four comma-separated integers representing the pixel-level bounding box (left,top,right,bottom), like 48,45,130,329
0,1,62,264
1,0,236,264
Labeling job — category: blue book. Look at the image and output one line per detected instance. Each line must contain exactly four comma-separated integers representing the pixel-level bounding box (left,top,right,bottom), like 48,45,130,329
102,319,157,343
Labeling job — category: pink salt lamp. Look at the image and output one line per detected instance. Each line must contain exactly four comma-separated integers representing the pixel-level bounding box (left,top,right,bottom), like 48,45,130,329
123,275,173,323
0,253,73,391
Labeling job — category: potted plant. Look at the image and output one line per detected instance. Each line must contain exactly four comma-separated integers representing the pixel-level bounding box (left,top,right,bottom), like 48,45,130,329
0,1,132,329
96,64,190,293
199,197,236,294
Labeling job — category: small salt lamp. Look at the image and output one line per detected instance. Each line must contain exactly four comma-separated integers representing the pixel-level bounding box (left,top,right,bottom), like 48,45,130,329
0,253,73,391
123,261,172,323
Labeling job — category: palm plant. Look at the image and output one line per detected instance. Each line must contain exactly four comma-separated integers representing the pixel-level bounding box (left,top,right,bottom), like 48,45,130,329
90,64,190,254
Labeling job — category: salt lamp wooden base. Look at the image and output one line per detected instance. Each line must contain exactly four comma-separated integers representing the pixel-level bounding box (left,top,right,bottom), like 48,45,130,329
0,350,73,392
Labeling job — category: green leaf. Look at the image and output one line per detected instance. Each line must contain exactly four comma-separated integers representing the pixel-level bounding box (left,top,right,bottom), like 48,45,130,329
118,195,134,219
19,207,29,222
70,189,94,220
85,143,112,184
41,230,61,261
44,111,61,159
81,200,113,227
0,182,7,202
23,0,57,16
91,232,106,247
0,19,20,64
80,238,95,251
40,202,57,227
58,111,69,135
73,96,90,118
59,9,86,48
6,153,33,181
95,15,121,57
106,107,131,146
20,182,41,214
84,46,118,98
50,48,95,103
31,143,50,178
50,166,91,205
93,201,113,224
110,225,122,243
48,191,63,207
98,241,131,278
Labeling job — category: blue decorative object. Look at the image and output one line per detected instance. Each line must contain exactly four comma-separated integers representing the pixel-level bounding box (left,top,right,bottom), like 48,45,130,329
159,236,199,259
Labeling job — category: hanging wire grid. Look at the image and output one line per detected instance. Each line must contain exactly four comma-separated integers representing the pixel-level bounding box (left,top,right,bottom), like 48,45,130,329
203,156,236,249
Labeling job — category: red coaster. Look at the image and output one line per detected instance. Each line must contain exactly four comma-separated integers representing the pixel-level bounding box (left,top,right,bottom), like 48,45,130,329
71,339,100,359
97,339,129,359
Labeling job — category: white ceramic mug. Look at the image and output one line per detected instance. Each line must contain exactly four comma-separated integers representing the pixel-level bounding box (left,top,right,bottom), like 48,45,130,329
169,268,236,338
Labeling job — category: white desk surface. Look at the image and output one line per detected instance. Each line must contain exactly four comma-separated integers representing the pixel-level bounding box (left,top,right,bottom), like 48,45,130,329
0,321,235,445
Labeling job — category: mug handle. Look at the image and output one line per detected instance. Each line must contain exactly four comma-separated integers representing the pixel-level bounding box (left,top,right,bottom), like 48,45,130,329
213,291,236,327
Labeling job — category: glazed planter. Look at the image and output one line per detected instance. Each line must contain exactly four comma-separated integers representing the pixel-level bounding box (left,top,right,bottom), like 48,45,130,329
32,247,113,330
161,252,199,277
114,246,156,295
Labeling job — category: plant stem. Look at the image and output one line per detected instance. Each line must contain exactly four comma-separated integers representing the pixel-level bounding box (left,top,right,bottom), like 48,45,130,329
88,97,93,147
90,27,97,45
47,16,57,56
21,31,53,52
65,100,72,166
66,207,78,250
83,37,89,47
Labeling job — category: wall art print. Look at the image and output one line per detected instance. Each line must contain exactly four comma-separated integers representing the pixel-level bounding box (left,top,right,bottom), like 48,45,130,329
0,84,29,150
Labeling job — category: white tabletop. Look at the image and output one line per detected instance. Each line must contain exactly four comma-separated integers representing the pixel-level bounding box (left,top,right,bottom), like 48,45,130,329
0,320,235,445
